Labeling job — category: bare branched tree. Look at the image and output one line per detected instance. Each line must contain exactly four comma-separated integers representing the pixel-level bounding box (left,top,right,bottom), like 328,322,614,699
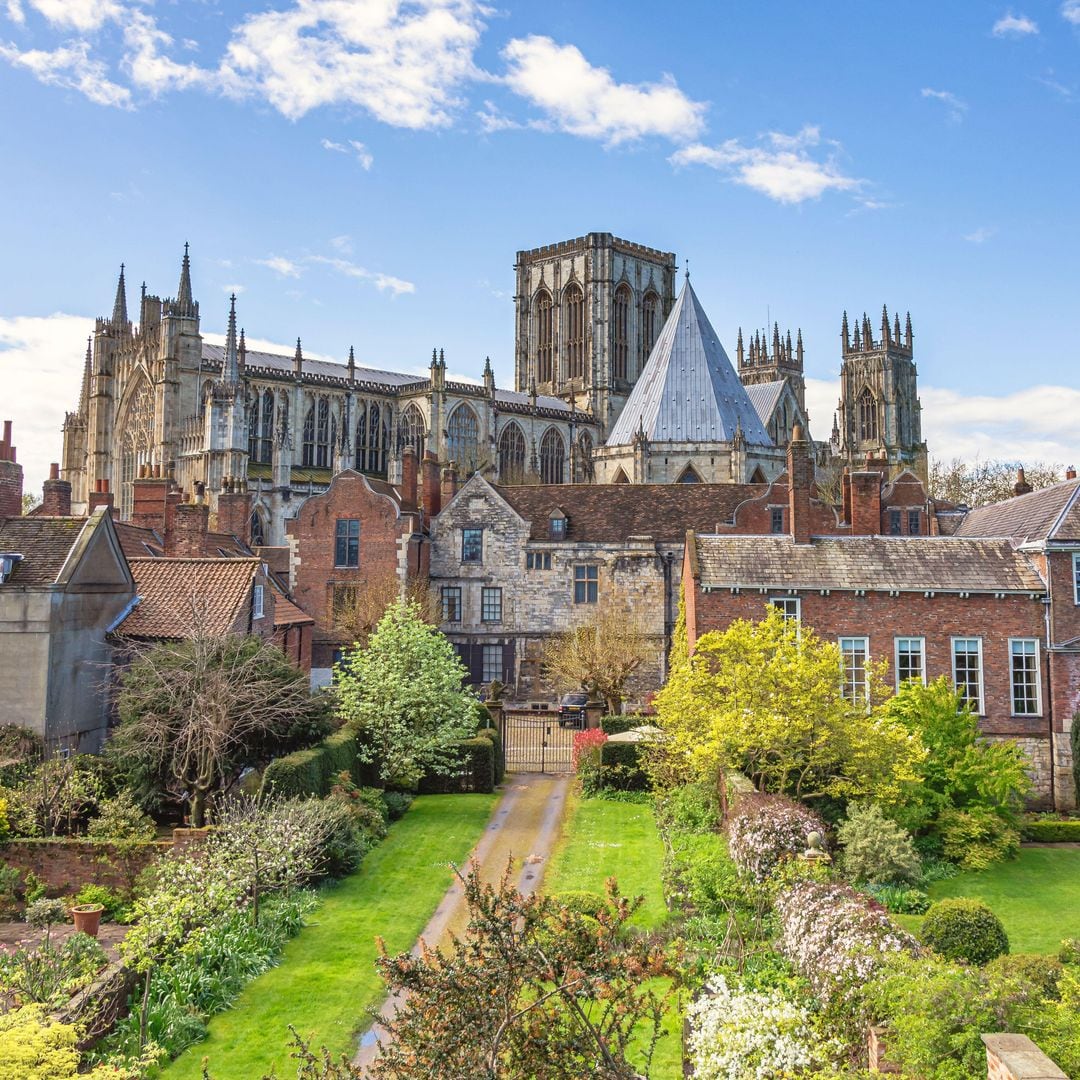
928,457,1062,507
333,572,439,647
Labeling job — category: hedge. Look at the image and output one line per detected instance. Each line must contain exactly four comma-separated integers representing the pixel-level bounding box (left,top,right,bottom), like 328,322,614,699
1020,817,1080,843
476,724,504,786
599,741,648,790
601,714,658,736
261,728,376,799
418,738,494,795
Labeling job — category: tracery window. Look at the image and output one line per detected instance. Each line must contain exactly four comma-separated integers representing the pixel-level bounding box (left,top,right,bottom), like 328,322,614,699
301,396,333,468
446,403,480,472
248,389,274,463
498,422,527,484
858,387,879,444
355,400,388,476
613,284,631,381
539,427,565,485
118,378,155,519
565,284,585,380
642,291,660,364
536,290,553,384
397,403,426,461
250,507,266,546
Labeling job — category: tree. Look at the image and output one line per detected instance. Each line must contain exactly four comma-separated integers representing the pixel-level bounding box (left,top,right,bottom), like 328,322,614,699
542,603,653,714
335,601,476,786
655,607,924,808
928,457,1061,507
371,864,673,1079
332,572,438,649
111,631,332,827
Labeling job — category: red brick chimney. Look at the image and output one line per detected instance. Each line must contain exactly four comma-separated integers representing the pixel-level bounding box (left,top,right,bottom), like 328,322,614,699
1067,466,1077,481
165,484,209,556
41,463,72,516
421,450,441,519
401,446,418,508
131,469,170,531
786,425,813,545
0,420,23,519
1013,467,1032,497
841,467,852,526
88,478,114,514
215,475,252,545
441,464,459,508
850,471,882,536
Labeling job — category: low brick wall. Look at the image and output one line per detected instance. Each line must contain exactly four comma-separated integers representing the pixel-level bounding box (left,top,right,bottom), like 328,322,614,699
1,838,170,896
983,1034,1068,1080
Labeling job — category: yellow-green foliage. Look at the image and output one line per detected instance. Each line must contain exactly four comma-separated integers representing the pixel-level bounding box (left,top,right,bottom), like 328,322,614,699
656,606,924,803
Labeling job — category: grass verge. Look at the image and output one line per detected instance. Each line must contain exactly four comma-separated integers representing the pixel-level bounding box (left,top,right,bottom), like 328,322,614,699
159,793,498,1080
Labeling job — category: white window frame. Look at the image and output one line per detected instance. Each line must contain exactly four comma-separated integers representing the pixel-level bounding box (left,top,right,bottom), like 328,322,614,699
839,636,870,701
1008,638,1042,717
1073,553,1080,605
894,636,926,689
482,644,503,683
770,596,801,622
252,584,265,620
951,637,985,715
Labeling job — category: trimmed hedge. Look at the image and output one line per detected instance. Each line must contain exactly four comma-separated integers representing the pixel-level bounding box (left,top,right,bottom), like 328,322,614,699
920,898,1009,965
600,715,636,736
476,724,504,786
599,741,647,790
1020,817,1080,843
418,738,495,795
262,728,375,798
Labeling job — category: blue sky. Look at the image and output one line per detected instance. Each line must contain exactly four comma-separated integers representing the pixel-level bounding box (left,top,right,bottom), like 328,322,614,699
1,0,1079,493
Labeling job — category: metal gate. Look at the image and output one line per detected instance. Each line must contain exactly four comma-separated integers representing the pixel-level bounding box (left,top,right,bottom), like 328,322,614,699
499,710,576,774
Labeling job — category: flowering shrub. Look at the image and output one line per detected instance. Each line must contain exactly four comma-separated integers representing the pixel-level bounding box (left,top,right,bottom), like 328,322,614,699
776,881,918,1009
727,794,827,881
686,975,841,1080
572,729,607,795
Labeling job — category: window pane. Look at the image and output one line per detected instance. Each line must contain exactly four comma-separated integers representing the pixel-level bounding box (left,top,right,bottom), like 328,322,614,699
482,587,502,623
908,510,920,535
895,637,924,687
889,510,901,535
482,645,503,683
462,528,483,562
441,587,461,623
770,507,784,534
952,638,983,712
840,637,869,700
771,597,800,622
1010,639,1039,715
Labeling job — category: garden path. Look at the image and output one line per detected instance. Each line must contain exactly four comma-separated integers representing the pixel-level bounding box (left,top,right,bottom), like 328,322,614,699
353,772,572,1072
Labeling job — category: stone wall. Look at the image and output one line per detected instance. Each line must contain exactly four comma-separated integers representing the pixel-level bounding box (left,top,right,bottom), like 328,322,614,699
982,1034,1068,1080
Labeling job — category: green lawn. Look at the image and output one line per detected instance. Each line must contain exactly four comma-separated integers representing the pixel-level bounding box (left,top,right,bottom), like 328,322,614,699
159,793,498,1080
543,793,683,1080
894,848,1080,954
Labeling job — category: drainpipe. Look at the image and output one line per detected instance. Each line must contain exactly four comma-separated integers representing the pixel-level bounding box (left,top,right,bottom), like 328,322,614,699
1042,591,1056,807
661,549,675,683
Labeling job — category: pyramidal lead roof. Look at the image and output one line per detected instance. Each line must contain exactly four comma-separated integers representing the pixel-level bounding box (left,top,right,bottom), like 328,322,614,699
606,278,773,448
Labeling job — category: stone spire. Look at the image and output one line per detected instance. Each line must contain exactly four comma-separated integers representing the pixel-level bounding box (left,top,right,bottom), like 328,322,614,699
736,327,745,367
221,294,239,385
293,338,303,377
347,345,355,382
904,311,913,349
483,355,495,393
176,242,195,316
238,327,247,372
79,336,92,413
111,264,128,326
841,310,850,352
881,304,891,345
796,328,804,367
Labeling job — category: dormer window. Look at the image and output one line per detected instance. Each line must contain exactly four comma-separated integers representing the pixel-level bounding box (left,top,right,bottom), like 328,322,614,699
548,511,567,540
0,553,23,583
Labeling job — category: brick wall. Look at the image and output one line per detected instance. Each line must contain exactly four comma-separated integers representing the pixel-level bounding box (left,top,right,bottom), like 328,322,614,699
0,419,22,519
2,838,169,896
40,464,72,516
982,1034,1068,1080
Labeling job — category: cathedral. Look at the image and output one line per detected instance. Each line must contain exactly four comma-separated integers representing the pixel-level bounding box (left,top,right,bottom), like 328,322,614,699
60,232,928,540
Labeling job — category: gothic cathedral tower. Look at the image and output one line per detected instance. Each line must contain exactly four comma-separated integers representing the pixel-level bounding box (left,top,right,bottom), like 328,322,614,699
513,233,676,440
835,306,927,481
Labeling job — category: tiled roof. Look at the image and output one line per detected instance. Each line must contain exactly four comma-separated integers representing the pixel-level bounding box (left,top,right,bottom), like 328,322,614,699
693,535,1046,594
113,521,253,559
606,279,773,448
496,482,767,544
954,479,1080,544
120,557,259,638
272,592,314,627
0,516,88,585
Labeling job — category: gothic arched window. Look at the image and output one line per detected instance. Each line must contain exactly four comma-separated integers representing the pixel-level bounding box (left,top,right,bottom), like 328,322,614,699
858,387,879,444
613,284,631,382
576,429,594,482
398,403,426,461
356,401,387,476
539,427,565,485
536,289,553,384
250,507,266,546
248,389,274,464
498,422,527,484
565,284,585,380
447,403,480,472
316,398,331,468
642,291,660,365
118,377,155,519
676,464,702,483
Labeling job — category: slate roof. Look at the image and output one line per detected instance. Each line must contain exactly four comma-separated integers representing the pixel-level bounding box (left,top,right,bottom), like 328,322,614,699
955,479,1080,545
744,380,786,427
693,535,1046,594
606,279,773,448
0,516,88,585
496,482,767,544
120,557,259,638
202,343,424,388
113,521,253,560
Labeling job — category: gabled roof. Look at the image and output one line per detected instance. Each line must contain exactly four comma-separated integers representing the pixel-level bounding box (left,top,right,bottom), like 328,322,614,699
743,380,787,427
203,343,424,388
120,557,260,638
606,278,773,448
954,479,1080,545
495,482,767,544
693,535,1046,595
0,516,89,585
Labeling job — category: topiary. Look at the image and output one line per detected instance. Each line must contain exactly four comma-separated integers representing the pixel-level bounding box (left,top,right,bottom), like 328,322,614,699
985,952,1064,1000
836,803,922,885
920,898,1009,965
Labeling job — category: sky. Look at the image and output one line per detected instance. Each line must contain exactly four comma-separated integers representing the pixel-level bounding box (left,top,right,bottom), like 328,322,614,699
1,0,1079,495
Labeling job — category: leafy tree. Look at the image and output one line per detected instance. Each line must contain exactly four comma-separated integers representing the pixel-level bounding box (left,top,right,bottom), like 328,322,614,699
335,602,476,787
928,457,1061,507
655,606,923,808
881,678,1030,844
542,603,653,715
332,570,438,649
111,631,332,827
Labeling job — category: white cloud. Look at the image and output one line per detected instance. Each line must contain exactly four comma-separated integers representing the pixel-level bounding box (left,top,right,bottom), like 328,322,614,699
308,255,414,296
805,377,1080,467
221,0,486,126
963,226,996,243
255,255,305,279
22,0,125,32
321,137,374,169
5,1,25,25
921,87,968,123
222,283,246,295
992,12,1039,36
0,312,94,497
670,125,860,205
0,39,131,106
1063,0,1080,23
121,8,207,94
500,35,706,145
329,235,353,255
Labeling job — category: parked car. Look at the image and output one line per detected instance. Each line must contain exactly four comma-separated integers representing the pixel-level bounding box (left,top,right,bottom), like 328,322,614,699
557,692,589,728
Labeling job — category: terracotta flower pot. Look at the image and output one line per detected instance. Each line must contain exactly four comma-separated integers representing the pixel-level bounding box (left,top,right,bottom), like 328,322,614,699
71,904,104,938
